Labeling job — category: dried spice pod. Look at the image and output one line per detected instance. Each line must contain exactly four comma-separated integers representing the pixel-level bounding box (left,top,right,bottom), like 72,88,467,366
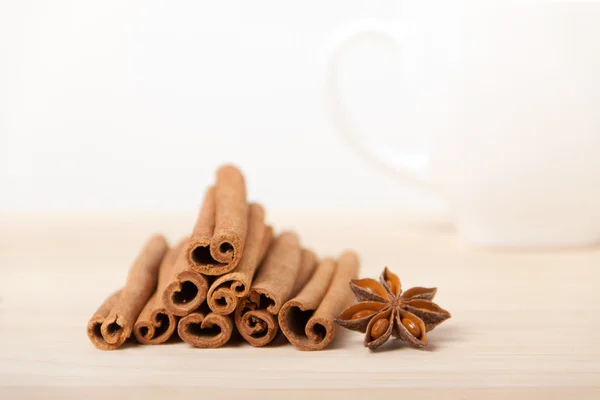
335,267,452,350
350,278,389,302
162,239,209,317
133,241,185,345
393,310,427,347
87,235,169,350
178,305,234,348
381,267,401,297
402,299,451,332
187,165,248,276
206,204,273,315
400,287,437,301
364,308,394,349
279,251,360,351
334,301,389,333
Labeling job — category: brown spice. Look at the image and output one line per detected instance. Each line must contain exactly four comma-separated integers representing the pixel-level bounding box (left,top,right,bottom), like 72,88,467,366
245,231,302,314
87,235,168,350
178,305,234,348
86,290,122,350
292,249,318,296
234,296,279,347
187,165,248,276
234,232,303,346
370,318,389,340
278,251,359,351
351,310,375,320
206,203,272,315
133,240,185,344
335,267,451,350
162,238,209,317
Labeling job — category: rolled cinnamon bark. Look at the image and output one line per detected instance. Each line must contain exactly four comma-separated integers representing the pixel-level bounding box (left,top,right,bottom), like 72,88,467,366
279,251,360,351
162,238,209,317
87,235,169,350
258,226,274,264
234,295,279,347
246,231,302,314
178,305,234,348
235,232,307,347
134,240,185,344
186,165,248,276
292,249,318,296
206,203,272,315
87,290,122,350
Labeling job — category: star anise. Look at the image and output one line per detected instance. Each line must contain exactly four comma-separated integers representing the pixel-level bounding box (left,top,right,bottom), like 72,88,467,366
335,267,451,350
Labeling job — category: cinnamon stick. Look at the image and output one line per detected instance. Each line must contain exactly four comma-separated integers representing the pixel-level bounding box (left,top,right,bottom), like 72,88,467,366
206,203,273,315
234,297,279,347
87,290,121,351
178,305,234,348
186,165,248,276
87,235,169,350
279,251,360,351
133,240,185,344
245,231,302,314
234,232,307,347
162,238,209,317
258,225,273,265
292,249,318,296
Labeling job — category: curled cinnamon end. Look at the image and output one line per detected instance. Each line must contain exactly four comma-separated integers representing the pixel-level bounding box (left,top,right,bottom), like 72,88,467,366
233,231,307,347
133,240,184,344
133,308,177,345
162,270,209,317
100,314,128,348
208,285,238,315
278,258,335,350
234,296,279,347
87,291,122,350
87,234,169,350
162,241,209,317
279,299,323,350
178,309,234,348
187,165,248,276
279,252,359,351
206,204,272,315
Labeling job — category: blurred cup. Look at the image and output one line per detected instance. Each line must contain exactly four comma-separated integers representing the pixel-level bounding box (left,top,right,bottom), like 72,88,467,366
325,1,600,247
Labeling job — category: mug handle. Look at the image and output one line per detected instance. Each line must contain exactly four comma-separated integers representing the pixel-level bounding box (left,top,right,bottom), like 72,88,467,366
325,22,433,190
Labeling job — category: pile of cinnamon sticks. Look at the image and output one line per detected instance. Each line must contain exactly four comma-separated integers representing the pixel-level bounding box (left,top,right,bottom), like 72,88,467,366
87,165,359,351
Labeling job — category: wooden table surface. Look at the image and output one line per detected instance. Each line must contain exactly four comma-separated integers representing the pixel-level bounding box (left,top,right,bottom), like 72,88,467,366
1,211,599,399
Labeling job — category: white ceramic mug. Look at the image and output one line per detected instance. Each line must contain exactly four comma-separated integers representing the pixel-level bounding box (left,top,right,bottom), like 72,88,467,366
326,1,600,247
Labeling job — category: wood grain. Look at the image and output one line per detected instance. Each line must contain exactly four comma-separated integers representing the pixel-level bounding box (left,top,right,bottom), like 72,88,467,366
0,211,599,399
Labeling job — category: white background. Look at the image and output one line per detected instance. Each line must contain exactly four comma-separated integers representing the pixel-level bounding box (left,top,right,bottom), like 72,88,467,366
0,1,444,212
